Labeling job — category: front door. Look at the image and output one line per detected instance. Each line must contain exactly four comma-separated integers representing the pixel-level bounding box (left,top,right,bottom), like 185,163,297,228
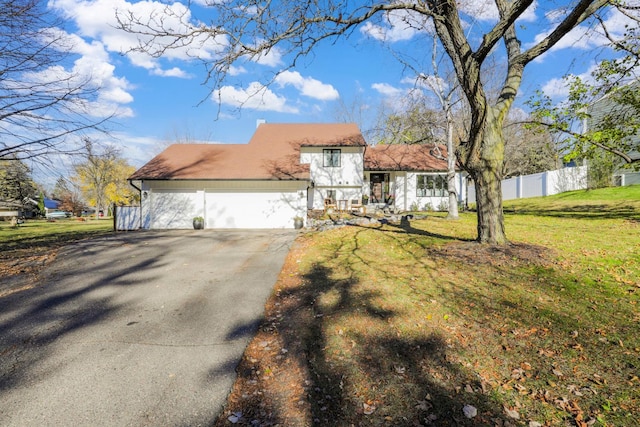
370,173,389,203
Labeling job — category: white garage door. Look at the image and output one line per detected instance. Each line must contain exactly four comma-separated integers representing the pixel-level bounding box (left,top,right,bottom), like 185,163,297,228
205,190,301,229
150,190,202,229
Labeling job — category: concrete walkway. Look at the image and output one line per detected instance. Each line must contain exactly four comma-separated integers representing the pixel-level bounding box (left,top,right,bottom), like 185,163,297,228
0,230,297,426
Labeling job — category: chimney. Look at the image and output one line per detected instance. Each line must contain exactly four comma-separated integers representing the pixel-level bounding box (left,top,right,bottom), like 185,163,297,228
256,119,266,128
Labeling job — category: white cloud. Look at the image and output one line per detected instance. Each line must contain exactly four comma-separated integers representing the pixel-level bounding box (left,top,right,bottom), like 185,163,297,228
540,64,598,99
216,82,298,113
401,74,449,94
228,65,247,76
49,0,227,75
360,9,432,42
21,29,134,118
530,6,633,63
253,45,284,67
152,67,190,78
459,0,537,22
372,82,404,98
275,71,339,101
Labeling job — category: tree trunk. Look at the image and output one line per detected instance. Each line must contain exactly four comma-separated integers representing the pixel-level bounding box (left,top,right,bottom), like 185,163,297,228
473,168,506,244
470,109,507,244
445,118,459,219
447,170,459,219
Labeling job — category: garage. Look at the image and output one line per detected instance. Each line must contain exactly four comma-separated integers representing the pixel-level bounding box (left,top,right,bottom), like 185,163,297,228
148,189,203,229
142,181,308,229
204,181,307,229
205,188,303,229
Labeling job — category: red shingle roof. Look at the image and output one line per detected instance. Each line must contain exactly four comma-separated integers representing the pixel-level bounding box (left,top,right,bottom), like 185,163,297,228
129,123,451,181
130,123,364,180
364,144,450,171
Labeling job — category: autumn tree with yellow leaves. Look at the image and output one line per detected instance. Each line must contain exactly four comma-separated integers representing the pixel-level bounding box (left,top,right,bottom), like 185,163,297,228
73,139,137,217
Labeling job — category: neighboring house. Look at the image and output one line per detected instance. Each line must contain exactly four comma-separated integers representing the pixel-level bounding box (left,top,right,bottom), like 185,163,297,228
0,199,21,218
586,81,640,177
129,123,465,229
0,198,38,219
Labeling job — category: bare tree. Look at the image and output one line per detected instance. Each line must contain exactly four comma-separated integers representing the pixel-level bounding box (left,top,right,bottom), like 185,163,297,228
502,110,560,178
0,0,113,163
117,0,632,243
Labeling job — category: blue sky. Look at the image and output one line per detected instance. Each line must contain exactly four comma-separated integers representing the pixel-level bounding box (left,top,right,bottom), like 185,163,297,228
35,0,633,183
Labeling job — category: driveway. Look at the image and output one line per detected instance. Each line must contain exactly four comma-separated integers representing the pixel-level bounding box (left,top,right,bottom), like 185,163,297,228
0,229,297,426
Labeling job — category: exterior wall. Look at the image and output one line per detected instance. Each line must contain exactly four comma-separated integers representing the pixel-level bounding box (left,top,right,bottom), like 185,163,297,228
301,146,364,209
307,186,362,210
115,206,141,231
364,171,466,212
140,180,307,229
615,172,640,186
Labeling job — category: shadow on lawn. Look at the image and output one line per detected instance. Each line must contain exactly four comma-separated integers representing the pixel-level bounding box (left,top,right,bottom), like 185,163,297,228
223,252,516,426
503,202,640,221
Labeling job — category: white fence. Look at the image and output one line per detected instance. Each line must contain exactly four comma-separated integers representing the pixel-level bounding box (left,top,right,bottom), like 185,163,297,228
614,172,640,186
467,166,588,204
114,205,141,231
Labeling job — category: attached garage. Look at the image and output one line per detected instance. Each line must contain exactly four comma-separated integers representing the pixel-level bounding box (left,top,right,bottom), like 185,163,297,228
206,189,304,229
148,189,202,229
141,180,307,229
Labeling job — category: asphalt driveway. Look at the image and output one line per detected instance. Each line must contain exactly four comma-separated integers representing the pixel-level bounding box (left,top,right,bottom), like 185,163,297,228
0,229,297,426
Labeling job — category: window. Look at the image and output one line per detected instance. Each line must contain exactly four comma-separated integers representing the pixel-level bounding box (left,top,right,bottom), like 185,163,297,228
323,149,341,167
417,174,447,197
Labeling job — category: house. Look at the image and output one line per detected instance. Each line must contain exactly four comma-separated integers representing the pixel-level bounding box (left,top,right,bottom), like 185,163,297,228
586,81,640,186
129,123,465,229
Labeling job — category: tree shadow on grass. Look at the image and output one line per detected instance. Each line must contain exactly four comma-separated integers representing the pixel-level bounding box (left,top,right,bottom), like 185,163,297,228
349,216,476,244
219,257,517,426
503,202,640,221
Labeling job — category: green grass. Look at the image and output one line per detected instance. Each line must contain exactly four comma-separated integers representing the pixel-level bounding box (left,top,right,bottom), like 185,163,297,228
256,186,640,426
0,218,113,251
503,185,640,220
0,218,113,279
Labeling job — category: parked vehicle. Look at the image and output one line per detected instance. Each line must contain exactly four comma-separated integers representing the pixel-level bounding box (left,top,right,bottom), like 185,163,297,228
45,210,67,219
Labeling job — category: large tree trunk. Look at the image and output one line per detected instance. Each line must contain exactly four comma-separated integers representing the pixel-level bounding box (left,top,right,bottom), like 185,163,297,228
473,167,506,244
470,109,507,244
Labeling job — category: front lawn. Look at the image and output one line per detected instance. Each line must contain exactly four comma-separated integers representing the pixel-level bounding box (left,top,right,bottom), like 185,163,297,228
216,186,640,426
0,218,113,288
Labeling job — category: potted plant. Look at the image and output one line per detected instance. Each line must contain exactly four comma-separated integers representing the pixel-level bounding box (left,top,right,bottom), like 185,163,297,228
362,194,369,205
193,216,204,229
293,216,304,229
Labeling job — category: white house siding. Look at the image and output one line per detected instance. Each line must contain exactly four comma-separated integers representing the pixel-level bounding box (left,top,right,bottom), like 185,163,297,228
368,172,465,212
301,146,364,209
140,180,307,229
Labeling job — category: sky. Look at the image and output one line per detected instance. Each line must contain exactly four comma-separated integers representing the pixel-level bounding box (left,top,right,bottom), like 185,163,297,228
31,0,635,184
